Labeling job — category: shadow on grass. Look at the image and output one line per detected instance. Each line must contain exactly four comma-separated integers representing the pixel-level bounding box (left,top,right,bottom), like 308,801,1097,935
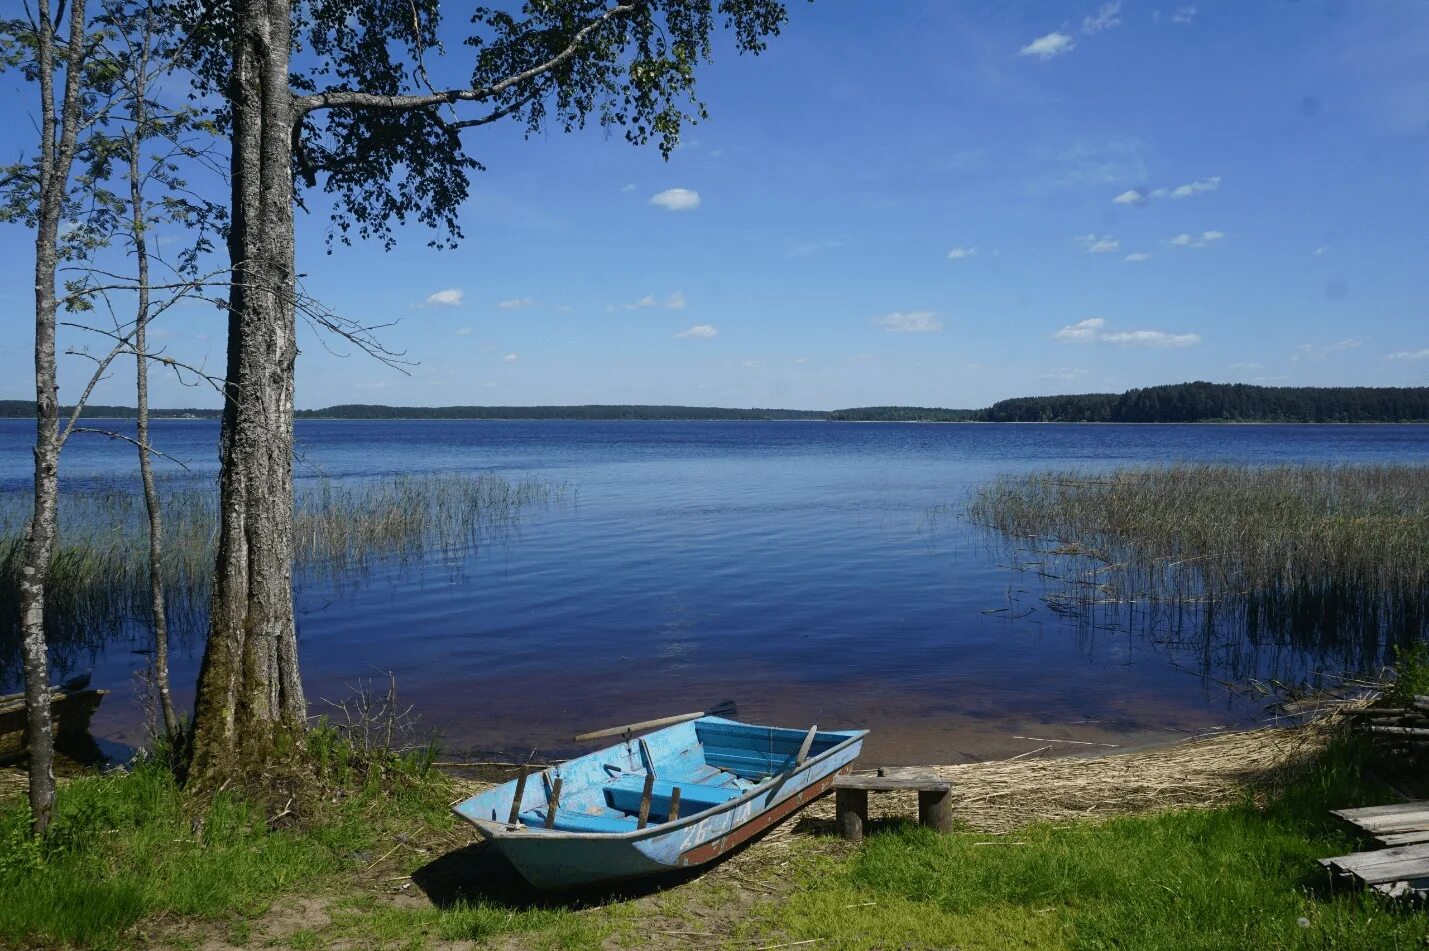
412,811,837,911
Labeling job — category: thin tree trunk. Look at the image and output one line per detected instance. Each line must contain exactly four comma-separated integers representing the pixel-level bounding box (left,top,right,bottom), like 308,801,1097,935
188,0,305,789
129,92,179,736
21,0,91,836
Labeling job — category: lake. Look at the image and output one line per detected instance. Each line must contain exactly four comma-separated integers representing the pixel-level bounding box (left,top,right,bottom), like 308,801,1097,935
2,418,1426,764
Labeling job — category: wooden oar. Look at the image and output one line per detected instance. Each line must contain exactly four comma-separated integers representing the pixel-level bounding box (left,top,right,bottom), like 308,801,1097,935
572,700,737,742
794,724,818,767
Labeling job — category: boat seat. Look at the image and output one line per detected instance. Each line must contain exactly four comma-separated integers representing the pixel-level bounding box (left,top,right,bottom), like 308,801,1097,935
604,775,743,819
522,807,640,834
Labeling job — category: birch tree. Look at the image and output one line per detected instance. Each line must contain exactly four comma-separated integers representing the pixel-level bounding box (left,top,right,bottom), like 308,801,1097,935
172,0,800,792
0,0,97,835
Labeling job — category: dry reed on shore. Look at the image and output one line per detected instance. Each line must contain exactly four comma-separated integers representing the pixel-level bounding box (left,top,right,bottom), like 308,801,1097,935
735,715,1348,868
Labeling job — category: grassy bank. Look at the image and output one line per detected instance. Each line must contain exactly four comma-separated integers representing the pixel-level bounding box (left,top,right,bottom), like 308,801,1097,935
1,730,1422,949
0,473,563,667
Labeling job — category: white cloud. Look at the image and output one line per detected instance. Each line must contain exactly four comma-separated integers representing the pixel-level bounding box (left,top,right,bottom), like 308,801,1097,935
739,359,761,368
424,288,464,307
1166,230,1225,248
1054,318,1106,342
1230,361,1262,370
1020,32,1075,59
497,296,536,310
617,292,686,311
1113,176,1219,205
621,183,636,192
1123,252,1152,262
1172,6,1196,25
1055,317,1199,348
1385,349,1429,361
1314,245,1329,256
1041,368,1089,381
503,353,519,363
947,246,977,260
1291,339,1362,361
1169,176,1221,198
1078,233,1120,253
1101,329,1201,348
1082,2,1121,35
874,311,944,333
454,327,472,336
649,188,701,211
676,324,718,339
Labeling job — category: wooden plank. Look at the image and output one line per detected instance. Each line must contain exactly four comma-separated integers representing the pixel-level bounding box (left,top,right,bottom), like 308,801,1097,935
1332,801,1428,821
1320,843,1429,885
1337,856,1429,886
1377,830,1429,847
1333,809,1429,835
834,775,950,792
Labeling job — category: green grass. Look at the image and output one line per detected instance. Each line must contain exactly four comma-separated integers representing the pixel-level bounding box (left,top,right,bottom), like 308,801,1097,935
3,737,1423,949
0,732,474,949
745,740,1425,950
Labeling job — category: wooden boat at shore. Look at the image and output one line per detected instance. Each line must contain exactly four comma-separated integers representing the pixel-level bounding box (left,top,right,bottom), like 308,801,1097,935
0,687,109,763
453,715,867,889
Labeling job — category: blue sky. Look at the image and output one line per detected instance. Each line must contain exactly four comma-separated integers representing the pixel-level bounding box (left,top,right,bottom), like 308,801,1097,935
2,0,1427,410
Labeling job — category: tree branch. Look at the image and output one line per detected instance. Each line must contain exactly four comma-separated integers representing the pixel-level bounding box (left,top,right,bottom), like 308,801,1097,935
294,1,637,118
68,427,193,471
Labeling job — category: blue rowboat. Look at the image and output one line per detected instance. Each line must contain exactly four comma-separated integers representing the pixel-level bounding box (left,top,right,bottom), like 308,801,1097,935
452,716,867,889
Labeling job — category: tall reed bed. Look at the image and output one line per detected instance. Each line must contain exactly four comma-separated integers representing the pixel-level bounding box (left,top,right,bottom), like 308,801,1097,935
0,474,563,680
969,464,1428,665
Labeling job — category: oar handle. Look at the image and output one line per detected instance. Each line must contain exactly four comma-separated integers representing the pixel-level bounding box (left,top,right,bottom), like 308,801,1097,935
573,710,706,742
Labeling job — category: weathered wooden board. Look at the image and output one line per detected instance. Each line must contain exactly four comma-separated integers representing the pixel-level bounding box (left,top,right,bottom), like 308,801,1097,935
1321,842,1429,886
834,775,950,792
1331,805,1429,836
1377,830,1429,847
1332,801,1428,822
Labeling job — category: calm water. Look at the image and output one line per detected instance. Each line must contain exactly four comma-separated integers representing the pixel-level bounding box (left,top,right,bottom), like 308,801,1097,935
2,419,1426,763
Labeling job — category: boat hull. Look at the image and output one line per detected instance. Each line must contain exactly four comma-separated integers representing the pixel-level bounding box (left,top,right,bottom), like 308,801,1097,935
456,717,865,889
0,689,108,764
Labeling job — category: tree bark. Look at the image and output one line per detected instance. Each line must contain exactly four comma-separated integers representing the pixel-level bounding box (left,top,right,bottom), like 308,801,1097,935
187,0,305,789
129,97,179,736
20,0,91,837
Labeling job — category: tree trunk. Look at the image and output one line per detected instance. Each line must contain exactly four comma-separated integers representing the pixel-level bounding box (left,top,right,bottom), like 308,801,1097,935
187,0,305,789
130,115,179,737
20,0,90,837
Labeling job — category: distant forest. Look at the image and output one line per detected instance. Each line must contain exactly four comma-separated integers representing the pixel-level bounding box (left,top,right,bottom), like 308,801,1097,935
2,383,1426,424
979,382,1429,423
827,406,980,422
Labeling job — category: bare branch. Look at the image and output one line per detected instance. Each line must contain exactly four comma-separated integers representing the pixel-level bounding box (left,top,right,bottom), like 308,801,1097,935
69,426,193,471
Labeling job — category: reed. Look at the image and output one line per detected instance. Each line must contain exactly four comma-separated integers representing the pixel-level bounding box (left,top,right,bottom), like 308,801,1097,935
969,464,1429,664
0,473,564,678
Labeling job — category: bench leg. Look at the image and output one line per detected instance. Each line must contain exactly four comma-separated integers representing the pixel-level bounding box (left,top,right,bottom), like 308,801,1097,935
918,788,953,834
836,788,868,844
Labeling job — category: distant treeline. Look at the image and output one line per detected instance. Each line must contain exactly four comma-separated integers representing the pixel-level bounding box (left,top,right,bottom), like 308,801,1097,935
827,406,979,422
295,404,826,420
981,382,1429,423
0,400,219,419
3,383,1426,424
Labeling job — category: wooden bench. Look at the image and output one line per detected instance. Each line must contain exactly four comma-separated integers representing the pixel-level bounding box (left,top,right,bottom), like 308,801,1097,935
833,769,952,844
